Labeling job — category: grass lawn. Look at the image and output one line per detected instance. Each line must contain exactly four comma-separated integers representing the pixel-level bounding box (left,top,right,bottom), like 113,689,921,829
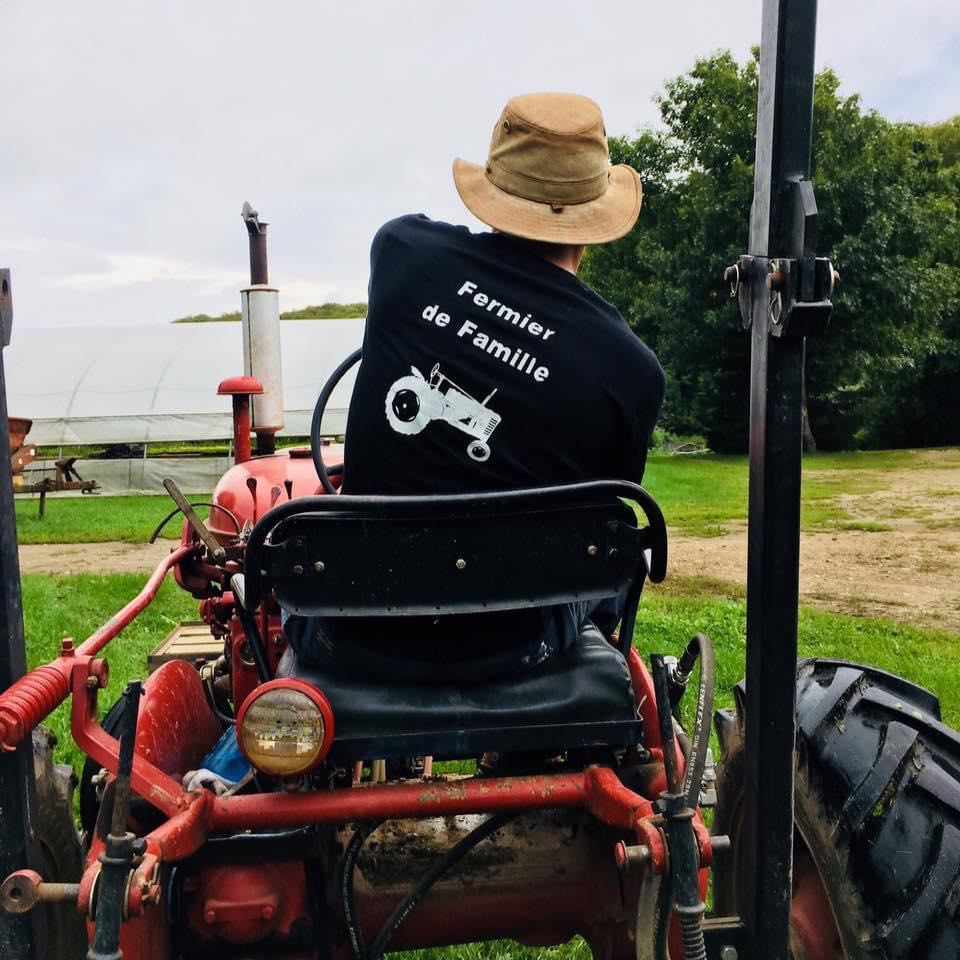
14,494,205,544
21,573,197,772
15,447,958,544
643,447,960,537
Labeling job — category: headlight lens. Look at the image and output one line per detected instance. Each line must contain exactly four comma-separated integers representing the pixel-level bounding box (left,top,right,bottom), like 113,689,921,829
236,680,334,777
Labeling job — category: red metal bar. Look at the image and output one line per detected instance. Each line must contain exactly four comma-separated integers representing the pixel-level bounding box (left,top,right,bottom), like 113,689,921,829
211,773,590,833
583,765,656,830
70,663,187,815
78,545,200,657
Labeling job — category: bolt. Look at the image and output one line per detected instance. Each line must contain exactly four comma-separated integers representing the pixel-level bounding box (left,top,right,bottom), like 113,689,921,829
313,561,325,573
261,903,276,921
720,947,738,960
291,564,304,575
204,908,217,925
587,545,598,557
614,841,650,872
60,637,74,656
455,558,466,570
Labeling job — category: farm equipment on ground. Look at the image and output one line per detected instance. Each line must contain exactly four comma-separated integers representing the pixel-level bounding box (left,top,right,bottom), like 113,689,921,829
8,416,98,516
1,2,959,958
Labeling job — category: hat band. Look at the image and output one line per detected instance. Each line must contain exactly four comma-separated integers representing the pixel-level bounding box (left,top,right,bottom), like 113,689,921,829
486,159,609,206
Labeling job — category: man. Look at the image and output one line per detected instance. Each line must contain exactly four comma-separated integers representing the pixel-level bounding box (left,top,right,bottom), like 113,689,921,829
287,92,664,680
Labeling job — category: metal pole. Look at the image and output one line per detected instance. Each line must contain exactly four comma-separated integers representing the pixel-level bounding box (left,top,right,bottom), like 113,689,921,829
739,2,825,956
0,269,39,958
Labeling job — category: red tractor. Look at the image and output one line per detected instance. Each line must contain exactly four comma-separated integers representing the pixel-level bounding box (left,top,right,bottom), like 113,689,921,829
0,4,958,958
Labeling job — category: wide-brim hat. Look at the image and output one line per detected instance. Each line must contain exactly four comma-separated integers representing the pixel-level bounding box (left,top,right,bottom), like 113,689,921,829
453,92,642,245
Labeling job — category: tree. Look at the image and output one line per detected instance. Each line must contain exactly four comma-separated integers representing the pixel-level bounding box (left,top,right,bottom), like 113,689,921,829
583,52,960,451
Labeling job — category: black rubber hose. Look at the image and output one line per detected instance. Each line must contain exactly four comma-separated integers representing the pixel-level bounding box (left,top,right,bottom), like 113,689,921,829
311,348,362,494
367,812,514,959
341,819,384,960
148,501,241,543
678,633,715,810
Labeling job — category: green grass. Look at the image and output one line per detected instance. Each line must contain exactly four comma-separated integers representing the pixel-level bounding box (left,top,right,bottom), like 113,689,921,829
14,447,959,545
642,447,960,537
14,494,206,544
16,568,960,960
22,573,198,774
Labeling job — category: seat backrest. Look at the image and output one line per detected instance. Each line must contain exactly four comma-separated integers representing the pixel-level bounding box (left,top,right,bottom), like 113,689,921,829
241,481,666,624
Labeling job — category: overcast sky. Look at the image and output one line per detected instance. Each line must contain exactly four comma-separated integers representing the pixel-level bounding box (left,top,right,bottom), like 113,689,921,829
3,1,959,330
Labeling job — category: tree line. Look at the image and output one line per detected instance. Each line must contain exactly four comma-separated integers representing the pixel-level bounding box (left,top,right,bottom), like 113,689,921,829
581,51,960,452
173,302,367,323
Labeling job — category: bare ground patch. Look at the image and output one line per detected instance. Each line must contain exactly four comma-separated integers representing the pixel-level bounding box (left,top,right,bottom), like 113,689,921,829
669,454,960,633
19,540,173,575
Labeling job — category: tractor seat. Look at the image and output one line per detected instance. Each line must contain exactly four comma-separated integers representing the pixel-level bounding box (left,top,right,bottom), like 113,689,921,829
238,481,668,763
276,623,641,762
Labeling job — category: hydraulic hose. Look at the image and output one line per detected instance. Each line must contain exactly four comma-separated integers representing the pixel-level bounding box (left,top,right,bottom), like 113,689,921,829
341,819,384,960
367,812,514,959
310,348,361,494
677,633,715,809
651,643,714,960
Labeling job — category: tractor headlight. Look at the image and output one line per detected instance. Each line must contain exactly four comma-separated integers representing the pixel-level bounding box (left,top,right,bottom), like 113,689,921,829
236,679,334,777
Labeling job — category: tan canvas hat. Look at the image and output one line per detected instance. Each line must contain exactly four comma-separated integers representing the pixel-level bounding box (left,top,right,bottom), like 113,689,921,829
453,92,642,245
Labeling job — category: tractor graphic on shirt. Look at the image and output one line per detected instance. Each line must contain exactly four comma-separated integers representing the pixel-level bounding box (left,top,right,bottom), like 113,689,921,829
385,364,501,462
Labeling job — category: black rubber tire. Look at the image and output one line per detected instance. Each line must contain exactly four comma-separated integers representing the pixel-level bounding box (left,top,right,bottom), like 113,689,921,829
32,726,86,960
713,659,960,960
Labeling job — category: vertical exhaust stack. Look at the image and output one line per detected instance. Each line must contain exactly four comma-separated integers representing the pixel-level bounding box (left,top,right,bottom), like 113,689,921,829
240,202,283,456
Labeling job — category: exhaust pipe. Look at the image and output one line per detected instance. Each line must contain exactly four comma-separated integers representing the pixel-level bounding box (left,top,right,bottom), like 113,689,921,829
240,202,283,456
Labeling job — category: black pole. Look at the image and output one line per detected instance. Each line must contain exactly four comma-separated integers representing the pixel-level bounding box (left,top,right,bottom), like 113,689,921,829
738,2,829,957
241,201,269,286
0,270,40,959
87,681,142,960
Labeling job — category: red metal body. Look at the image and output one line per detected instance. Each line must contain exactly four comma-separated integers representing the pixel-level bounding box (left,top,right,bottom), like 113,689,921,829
206,444,343,540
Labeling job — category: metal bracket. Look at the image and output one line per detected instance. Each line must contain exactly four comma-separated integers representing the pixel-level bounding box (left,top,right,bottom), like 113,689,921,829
726,253,835,338
726,179,837,339
767,255,835,339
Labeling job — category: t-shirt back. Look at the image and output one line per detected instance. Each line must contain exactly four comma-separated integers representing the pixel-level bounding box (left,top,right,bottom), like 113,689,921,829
343,215,663,495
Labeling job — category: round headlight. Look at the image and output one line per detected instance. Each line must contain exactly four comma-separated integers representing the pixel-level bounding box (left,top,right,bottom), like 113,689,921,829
236,679,334,777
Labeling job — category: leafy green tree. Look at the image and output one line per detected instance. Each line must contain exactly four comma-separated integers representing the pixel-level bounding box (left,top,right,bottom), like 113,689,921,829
583,52,960,451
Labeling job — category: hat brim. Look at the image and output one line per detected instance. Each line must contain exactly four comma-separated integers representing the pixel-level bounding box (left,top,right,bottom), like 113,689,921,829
452,158,642,245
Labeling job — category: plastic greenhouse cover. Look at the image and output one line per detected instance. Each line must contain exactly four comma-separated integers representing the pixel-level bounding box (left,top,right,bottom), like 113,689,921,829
4,319,364,445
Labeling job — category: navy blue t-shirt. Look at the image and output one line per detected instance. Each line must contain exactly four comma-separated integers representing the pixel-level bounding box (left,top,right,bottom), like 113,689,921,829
343,215,664,495
288,215,664,674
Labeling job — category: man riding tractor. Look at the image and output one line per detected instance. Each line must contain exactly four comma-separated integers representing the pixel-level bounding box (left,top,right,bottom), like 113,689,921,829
284,91,666,685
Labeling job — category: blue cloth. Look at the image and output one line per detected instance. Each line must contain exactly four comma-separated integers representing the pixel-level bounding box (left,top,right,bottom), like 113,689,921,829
200,726,251,783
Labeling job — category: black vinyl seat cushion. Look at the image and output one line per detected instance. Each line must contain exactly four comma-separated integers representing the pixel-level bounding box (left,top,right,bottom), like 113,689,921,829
276,625,642,762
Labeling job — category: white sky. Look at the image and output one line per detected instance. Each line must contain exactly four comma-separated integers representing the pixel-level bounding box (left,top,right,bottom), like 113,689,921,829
3,1,959,330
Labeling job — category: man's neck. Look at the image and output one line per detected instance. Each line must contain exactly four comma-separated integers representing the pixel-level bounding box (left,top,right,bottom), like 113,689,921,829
510,238,585,275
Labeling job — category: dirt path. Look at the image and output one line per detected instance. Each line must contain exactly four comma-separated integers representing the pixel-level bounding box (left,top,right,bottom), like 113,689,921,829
18,452,960,633
19,540,173,575
671,455,960,633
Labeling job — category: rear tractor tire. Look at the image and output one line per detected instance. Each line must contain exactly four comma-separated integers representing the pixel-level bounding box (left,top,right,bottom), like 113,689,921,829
31,726,86,960
712,659,960,960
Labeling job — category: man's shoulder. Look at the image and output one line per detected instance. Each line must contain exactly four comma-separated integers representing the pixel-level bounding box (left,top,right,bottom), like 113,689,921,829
374,214,472,249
